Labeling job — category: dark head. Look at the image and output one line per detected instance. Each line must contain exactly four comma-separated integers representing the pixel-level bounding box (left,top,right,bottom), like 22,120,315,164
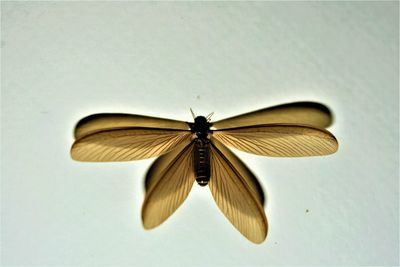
189,116,212,139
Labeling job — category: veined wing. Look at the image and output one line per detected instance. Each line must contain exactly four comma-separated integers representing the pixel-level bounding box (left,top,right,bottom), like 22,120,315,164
74,113,190,139
211,138,265,206
142,141,195,229
212,102,333,130
71,128,192,162
209,139,268,244
213,124,338,157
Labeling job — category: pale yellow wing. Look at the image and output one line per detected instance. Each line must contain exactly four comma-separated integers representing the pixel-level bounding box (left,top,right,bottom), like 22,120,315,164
209,139,268,244
212,102,333,130
142,142,195,229
74,113,190,139
213,124,338,157
211,137,265,206
71,128,192,162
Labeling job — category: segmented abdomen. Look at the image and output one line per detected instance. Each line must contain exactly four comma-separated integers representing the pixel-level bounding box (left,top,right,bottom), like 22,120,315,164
194,139,210,186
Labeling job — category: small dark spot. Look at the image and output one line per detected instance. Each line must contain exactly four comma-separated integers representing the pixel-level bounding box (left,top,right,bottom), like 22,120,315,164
196,95,200,100
306,209,310,213
274,242,277,245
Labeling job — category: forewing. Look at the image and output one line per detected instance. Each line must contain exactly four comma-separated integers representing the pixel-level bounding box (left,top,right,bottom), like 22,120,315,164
142,142,195,229
209,139,268,244
212,102,333,129
71,128,192,162
74,113,190,139
213,124,338,157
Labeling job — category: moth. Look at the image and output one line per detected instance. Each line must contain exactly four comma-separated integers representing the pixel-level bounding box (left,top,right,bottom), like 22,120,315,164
70,101,338,244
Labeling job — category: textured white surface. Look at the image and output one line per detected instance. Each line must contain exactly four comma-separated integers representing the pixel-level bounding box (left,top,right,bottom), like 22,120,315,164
1,2,398,266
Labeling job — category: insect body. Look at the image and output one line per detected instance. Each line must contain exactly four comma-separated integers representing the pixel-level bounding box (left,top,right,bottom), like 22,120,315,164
71,102,338,244
189,115,212,186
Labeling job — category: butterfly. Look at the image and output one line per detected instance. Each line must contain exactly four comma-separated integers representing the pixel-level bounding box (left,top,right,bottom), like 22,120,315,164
70,101,338,244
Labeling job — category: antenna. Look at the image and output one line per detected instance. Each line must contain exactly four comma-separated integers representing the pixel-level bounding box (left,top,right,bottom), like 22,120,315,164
190,108,196,120
206,112,214,122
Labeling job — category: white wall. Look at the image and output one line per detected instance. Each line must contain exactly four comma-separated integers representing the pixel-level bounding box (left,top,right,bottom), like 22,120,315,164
2,2,398,266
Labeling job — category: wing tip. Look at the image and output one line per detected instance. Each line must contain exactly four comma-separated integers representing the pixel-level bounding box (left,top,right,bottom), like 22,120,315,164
70,143,81,161
324,131,339,155
73,113,108,139
142,220,158,230
251,235,267,244
303,101,334,128
248,223,268,244
70,141,92,162
141,205,165,230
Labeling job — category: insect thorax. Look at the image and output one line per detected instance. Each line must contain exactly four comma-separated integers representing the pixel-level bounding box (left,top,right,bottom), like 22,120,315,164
189,116,211,139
